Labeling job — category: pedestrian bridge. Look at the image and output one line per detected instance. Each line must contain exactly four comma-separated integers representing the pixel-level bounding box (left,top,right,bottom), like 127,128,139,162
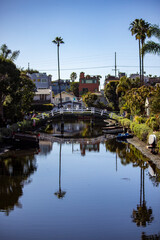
48,107,109,120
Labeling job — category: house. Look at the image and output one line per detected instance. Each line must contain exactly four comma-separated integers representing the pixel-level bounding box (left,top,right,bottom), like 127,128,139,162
53,91,82,109
79,72,100,96
129,73,140,80
27,72,52,89
104,75,119,86
94,91,108,106
33,87,53,104
51,79,71,95
28,72,53,104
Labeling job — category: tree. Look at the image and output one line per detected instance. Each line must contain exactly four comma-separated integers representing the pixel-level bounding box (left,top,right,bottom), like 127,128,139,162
104,81,119,111
0,56,36,122
129,19,151,83
142,24,160,55
116,76,141,110
70,82,79,97
0,44,20,61
52,37,64,108
0,57,20,121
121,85,155,116
150,86,160,114
70,72,77,82
82,92,97,107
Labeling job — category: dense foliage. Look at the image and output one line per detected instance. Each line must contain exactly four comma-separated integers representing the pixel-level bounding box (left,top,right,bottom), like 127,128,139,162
0,54,35,123
82,92,98,107
104,81,119,110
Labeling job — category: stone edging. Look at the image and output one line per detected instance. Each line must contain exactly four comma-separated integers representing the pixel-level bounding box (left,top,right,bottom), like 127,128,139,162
127,136,160,170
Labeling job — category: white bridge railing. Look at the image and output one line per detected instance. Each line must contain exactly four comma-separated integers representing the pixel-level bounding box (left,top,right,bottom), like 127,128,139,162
49,107,108,117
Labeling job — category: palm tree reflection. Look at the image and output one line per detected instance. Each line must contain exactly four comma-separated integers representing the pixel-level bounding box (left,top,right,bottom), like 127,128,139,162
131,162,154,227
54,143,66,199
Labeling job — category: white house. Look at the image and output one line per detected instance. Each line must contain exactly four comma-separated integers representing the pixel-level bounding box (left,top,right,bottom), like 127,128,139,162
33,87,53,104
54,91,82,109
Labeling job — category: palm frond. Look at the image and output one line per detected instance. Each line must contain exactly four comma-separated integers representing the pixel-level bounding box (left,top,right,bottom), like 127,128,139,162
142,41,160,55
150,24,160,40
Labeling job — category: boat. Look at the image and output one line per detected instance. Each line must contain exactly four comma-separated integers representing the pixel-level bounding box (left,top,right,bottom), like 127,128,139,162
12,132,40,148
102,126,123,134
116,132,133,140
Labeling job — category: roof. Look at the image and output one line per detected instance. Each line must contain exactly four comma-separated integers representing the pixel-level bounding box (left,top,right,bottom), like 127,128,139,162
35,89,51,95
54,91,76,98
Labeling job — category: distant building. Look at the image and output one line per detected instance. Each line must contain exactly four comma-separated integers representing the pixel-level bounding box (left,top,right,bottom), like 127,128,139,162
28,72,52,89
94,91,108,105
129,73,140,80
104,75,119,86
118,72,126,78
148,77,160,86
51,80,70,95
79,72,100,96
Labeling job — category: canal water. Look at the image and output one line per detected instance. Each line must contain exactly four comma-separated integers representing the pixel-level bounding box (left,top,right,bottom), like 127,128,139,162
0,121,160,240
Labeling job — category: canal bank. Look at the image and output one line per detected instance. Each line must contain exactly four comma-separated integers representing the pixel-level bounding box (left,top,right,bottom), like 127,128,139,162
127,136,160,170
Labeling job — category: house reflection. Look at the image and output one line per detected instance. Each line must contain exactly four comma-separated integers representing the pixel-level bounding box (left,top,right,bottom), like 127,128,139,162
52,122,85,137
39,140,53,156
80,142,100,156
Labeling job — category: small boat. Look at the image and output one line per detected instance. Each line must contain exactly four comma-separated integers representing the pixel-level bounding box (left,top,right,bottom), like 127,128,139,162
103,126,123,134
117,132,133,140
12,132,40,148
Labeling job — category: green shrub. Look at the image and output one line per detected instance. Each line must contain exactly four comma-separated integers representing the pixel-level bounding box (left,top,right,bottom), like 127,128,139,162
31,104,53,111
146,116,160,131
132,123,152,141
134,115,145,124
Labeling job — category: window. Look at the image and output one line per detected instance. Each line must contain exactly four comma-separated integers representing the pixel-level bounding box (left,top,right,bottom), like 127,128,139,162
42,78,47,82
65,97,70,101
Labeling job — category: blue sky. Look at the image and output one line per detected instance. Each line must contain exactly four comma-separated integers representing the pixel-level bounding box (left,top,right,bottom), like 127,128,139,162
1,0,160,88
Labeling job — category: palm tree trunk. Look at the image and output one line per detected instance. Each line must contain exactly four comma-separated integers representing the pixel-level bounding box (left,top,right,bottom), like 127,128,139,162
0,93,4,122
139,40,142,83
59,143,62,194
141,42,144,84
57,44,62,108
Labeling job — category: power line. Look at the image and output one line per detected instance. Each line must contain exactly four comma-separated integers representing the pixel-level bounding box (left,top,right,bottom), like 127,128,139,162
37,65,160,72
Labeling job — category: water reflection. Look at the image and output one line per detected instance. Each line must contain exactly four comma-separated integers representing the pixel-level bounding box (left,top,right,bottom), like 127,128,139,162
1,125,160,239
131,163,154,227
0,149,37,215
45,120,103,138
54,143,66,199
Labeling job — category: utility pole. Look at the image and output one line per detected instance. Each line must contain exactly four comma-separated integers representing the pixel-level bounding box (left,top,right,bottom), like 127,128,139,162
28,62,30,72
112,52,119,78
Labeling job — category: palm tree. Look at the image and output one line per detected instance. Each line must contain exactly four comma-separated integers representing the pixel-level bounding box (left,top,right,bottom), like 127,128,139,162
70,72,77,82
142,25,160,55
129,19,151,83
0,44,20,61
139,19,151,82
52,37,64,108
129,19,142,82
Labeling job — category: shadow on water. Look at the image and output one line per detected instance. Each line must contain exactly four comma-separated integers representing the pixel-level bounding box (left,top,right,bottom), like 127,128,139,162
0,149,38,216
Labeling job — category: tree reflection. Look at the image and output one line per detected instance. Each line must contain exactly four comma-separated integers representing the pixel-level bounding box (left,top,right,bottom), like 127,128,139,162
141,232,160,240
0,151,37,215
54,143,66,199
131,162,154,227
